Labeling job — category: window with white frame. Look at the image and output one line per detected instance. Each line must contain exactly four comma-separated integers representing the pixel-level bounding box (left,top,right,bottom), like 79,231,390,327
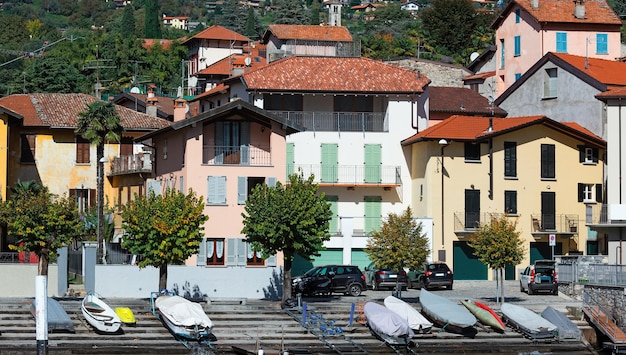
578,183,602,203
544,68,557,98
579,145,599,164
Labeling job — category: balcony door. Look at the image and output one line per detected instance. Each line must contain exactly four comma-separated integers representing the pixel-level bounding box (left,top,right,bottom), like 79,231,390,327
215,121,250,164
541,192,556,230
321,143,338,183
465,189,480,229
364,144,381,183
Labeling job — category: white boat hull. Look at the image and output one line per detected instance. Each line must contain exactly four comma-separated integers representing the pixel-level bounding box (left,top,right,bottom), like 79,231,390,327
384,295,433,333
81,294,121,333
155,295,214,341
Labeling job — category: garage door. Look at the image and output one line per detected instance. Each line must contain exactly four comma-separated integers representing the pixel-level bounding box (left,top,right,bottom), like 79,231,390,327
530,242,562,263
350,249,371,272
453,241,487,280
292,249,344,276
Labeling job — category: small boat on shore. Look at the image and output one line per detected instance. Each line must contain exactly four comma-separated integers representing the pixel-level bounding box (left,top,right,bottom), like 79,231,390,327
152,293,215,347
419,289,476,335
114,307,136,327
364,302,415,347
81,293,121,333
501,303,557,339
31,297,75,333
460,299,505,332
384,295,432,334
541,306,581,340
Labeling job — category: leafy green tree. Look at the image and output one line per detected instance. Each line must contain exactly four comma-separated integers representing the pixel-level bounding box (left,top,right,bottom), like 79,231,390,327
241,172,332,306
309,0,321,25
119,5,136,36
121,188,209,291
23,56,80,93
244,6,260,39
468,215,525,304
0,183,85,276
76,100,123,263
216,0,246,33
273,0,309,24
144,0,162,38
365,207,429,293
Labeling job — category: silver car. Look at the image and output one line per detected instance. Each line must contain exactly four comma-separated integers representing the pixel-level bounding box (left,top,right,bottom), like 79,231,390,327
519,260,558,295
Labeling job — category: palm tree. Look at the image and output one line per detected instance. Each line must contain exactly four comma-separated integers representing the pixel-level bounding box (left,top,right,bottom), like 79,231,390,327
76,100,123,264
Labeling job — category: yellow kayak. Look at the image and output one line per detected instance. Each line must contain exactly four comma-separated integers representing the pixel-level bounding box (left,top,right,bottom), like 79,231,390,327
114,307,136,326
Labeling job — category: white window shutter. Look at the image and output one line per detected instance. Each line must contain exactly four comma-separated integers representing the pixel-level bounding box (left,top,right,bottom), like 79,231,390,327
266,254,277,266
226,239,236,266
196,239,206,266
237,238,247,266
237,176,247,204
267,177,276,187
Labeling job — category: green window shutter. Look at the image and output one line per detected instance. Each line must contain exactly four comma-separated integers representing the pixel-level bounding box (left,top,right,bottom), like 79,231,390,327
321,143,338,183
364,196,382,234
286,143,295,178
326,195,339,234
196,239,206,266
364,144,381,183
237,176,247,205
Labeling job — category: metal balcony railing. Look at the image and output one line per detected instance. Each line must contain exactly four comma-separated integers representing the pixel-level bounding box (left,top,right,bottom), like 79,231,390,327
109,153,152,176
453,212,506,232
270,111,388,132
289,164,401,186
530,214,579,234
203,145,271,166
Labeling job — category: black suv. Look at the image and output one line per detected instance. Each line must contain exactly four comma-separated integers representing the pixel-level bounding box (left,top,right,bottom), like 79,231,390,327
292,265,367,297
409,262,453,290
364,262,408,291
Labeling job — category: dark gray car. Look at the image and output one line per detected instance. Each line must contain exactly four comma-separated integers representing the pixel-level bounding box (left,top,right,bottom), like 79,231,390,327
409,262,453,290
292,265,366,297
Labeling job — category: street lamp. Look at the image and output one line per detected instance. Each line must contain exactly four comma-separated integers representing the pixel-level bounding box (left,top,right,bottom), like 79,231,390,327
98,156,108,265
438,139,449,253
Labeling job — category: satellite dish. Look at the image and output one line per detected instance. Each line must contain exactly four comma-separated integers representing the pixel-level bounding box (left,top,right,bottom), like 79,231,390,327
470,52,480,62
130,86,140,93
244,57,252,66
188,76,198,87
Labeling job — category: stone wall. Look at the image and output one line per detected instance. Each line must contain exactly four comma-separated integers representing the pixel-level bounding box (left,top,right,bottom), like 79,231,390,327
584,285,626,327
384,58,471,87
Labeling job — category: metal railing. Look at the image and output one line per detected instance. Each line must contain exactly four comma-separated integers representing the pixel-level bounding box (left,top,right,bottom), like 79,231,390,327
202,145,271,166
109,153,152,176
289,164,401,185
583,291,623,343
270,111,388,132
267,40,361,61
0,252,19,263
530,213,579,233
453,212,506,231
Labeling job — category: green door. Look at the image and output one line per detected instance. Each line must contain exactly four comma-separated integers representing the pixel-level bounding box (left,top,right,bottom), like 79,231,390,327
326,195,339,234
292,254,315,276
453,241,488,280
530,242,562,262
364,144,381,183
364,196,382,234
321,143,338,183
350,249,371,272
292,249,344,276
505,264,515,280
286,143,294,178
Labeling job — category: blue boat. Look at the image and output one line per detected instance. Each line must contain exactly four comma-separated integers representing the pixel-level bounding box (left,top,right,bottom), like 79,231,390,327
31,297,75,333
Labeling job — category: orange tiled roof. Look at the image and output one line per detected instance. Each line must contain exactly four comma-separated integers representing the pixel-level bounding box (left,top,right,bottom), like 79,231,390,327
496,0,622,27
242,56,430,94
430,87,507,116
197,49,267,76
0,94,172,130
191,83,230,101
553,53,626,86
402,114,604,145
596,86,626,98
141,38,174,50
263,24,353,42
183,25,250,44
463,71,496,81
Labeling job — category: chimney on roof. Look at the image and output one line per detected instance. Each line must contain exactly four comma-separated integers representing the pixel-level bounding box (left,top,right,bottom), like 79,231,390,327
146,86,158,117
532,0,539,8
574,0,585,19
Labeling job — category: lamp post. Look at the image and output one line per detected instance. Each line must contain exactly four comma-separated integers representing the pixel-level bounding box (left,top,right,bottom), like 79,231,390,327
97,156,108,265
438,139,449,253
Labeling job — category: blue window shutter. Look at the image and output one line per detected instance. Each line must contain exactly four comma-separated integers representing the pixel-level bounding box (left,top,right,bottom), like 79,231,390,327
196,239,206,265
267,177,276,187
237,238,247,266
240,122,250,165
215,121,224,164
515,9,520,23
266,254,277,266
514,36,520,56
147,180,162,196
179,176,184,192
500,39,505,68
207,176,226,204
556,32,567,53
596,34,608,54
515,73,521,81
237,176,247,204
226,239,236,265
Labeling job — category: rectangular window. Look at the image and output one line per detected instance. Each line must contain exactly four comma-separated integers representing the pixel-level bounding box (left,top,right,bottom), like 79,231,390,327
544,68,558,98
578,183,603,203
579,145,598,164
500,39,505,69
541,144,556,179
515,9,521,23
505,190,517,215
200,238,225,266
514,36,521,56
207,176,227,205
596,34,608,54
20,134,36,163
556,32,567,53
465,189,480,229
515,73,522,81
464,142,481,161
247,243,265,266
504,141,517,177
76,136,90,164
69,188,95,213
237,176,271,204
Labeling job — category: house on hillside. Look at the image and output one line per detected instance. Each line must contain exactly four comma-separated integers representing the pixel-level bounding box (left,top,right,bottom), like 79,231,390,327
429,86,507,124
197,56,432,275
402,115,605,280
162,15,188,31
261,24,358,62
182,25,251,77
495,52,626,138
134,99,301,297
0,93,171,254
113,90,200,121
491,0,622,96
194,42,267,91
463,45,497,98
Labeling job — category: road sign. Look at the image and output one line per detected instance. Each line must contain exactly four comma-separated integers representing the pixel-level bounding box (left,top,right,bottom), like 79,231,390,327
549,234,556,246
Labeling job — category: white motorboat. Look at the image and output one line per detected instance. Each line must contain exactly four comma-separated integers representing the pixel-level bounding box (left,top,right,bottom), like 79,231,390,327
81,293,121,333
152,293,215,346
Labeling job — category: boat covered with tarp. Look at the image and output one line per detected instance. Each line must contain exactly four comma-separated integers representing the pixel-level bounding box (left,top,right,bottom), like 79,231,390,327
501,303,557,339
541,306,581,340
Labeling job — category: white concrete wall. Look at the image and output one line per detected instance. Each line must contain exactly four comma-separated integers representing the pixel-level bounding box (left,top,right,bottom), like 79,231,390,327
0,264,59,297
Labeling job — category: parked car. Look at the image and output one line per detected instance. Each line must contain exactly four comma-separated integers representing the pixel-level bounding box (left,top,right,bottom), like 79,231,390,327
364,262,408,291
408,262,453,290
520,260,558,295
292,265,366,297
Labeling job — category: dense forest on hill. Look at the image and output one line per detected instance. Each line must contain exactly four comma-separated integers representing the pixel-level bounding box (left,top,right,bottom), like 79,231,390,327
0,0,623,96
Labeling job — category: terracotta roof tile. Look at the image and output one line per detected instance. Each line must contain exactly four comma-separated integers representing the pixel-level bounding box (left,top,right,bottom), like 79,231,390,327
463,71,496,81
191,83,230,101
0,94,172,130
141,38,175,50
596,86,626,98
401,115,605,145
242,56,429,94
553,53,626,86
183,25,250,44
515,0,621,25
197,49,267,76
430,87,507,116
263,25,353,42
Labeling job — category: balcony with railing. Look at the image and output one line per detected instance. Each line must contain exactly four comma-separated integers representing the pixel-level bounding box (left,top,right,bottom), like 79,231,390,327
290,164,401,187
453,212,506,234
270,111,387,132
203,145,271,166
530,214,579,235
108,153,152,176
588,204,626,226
